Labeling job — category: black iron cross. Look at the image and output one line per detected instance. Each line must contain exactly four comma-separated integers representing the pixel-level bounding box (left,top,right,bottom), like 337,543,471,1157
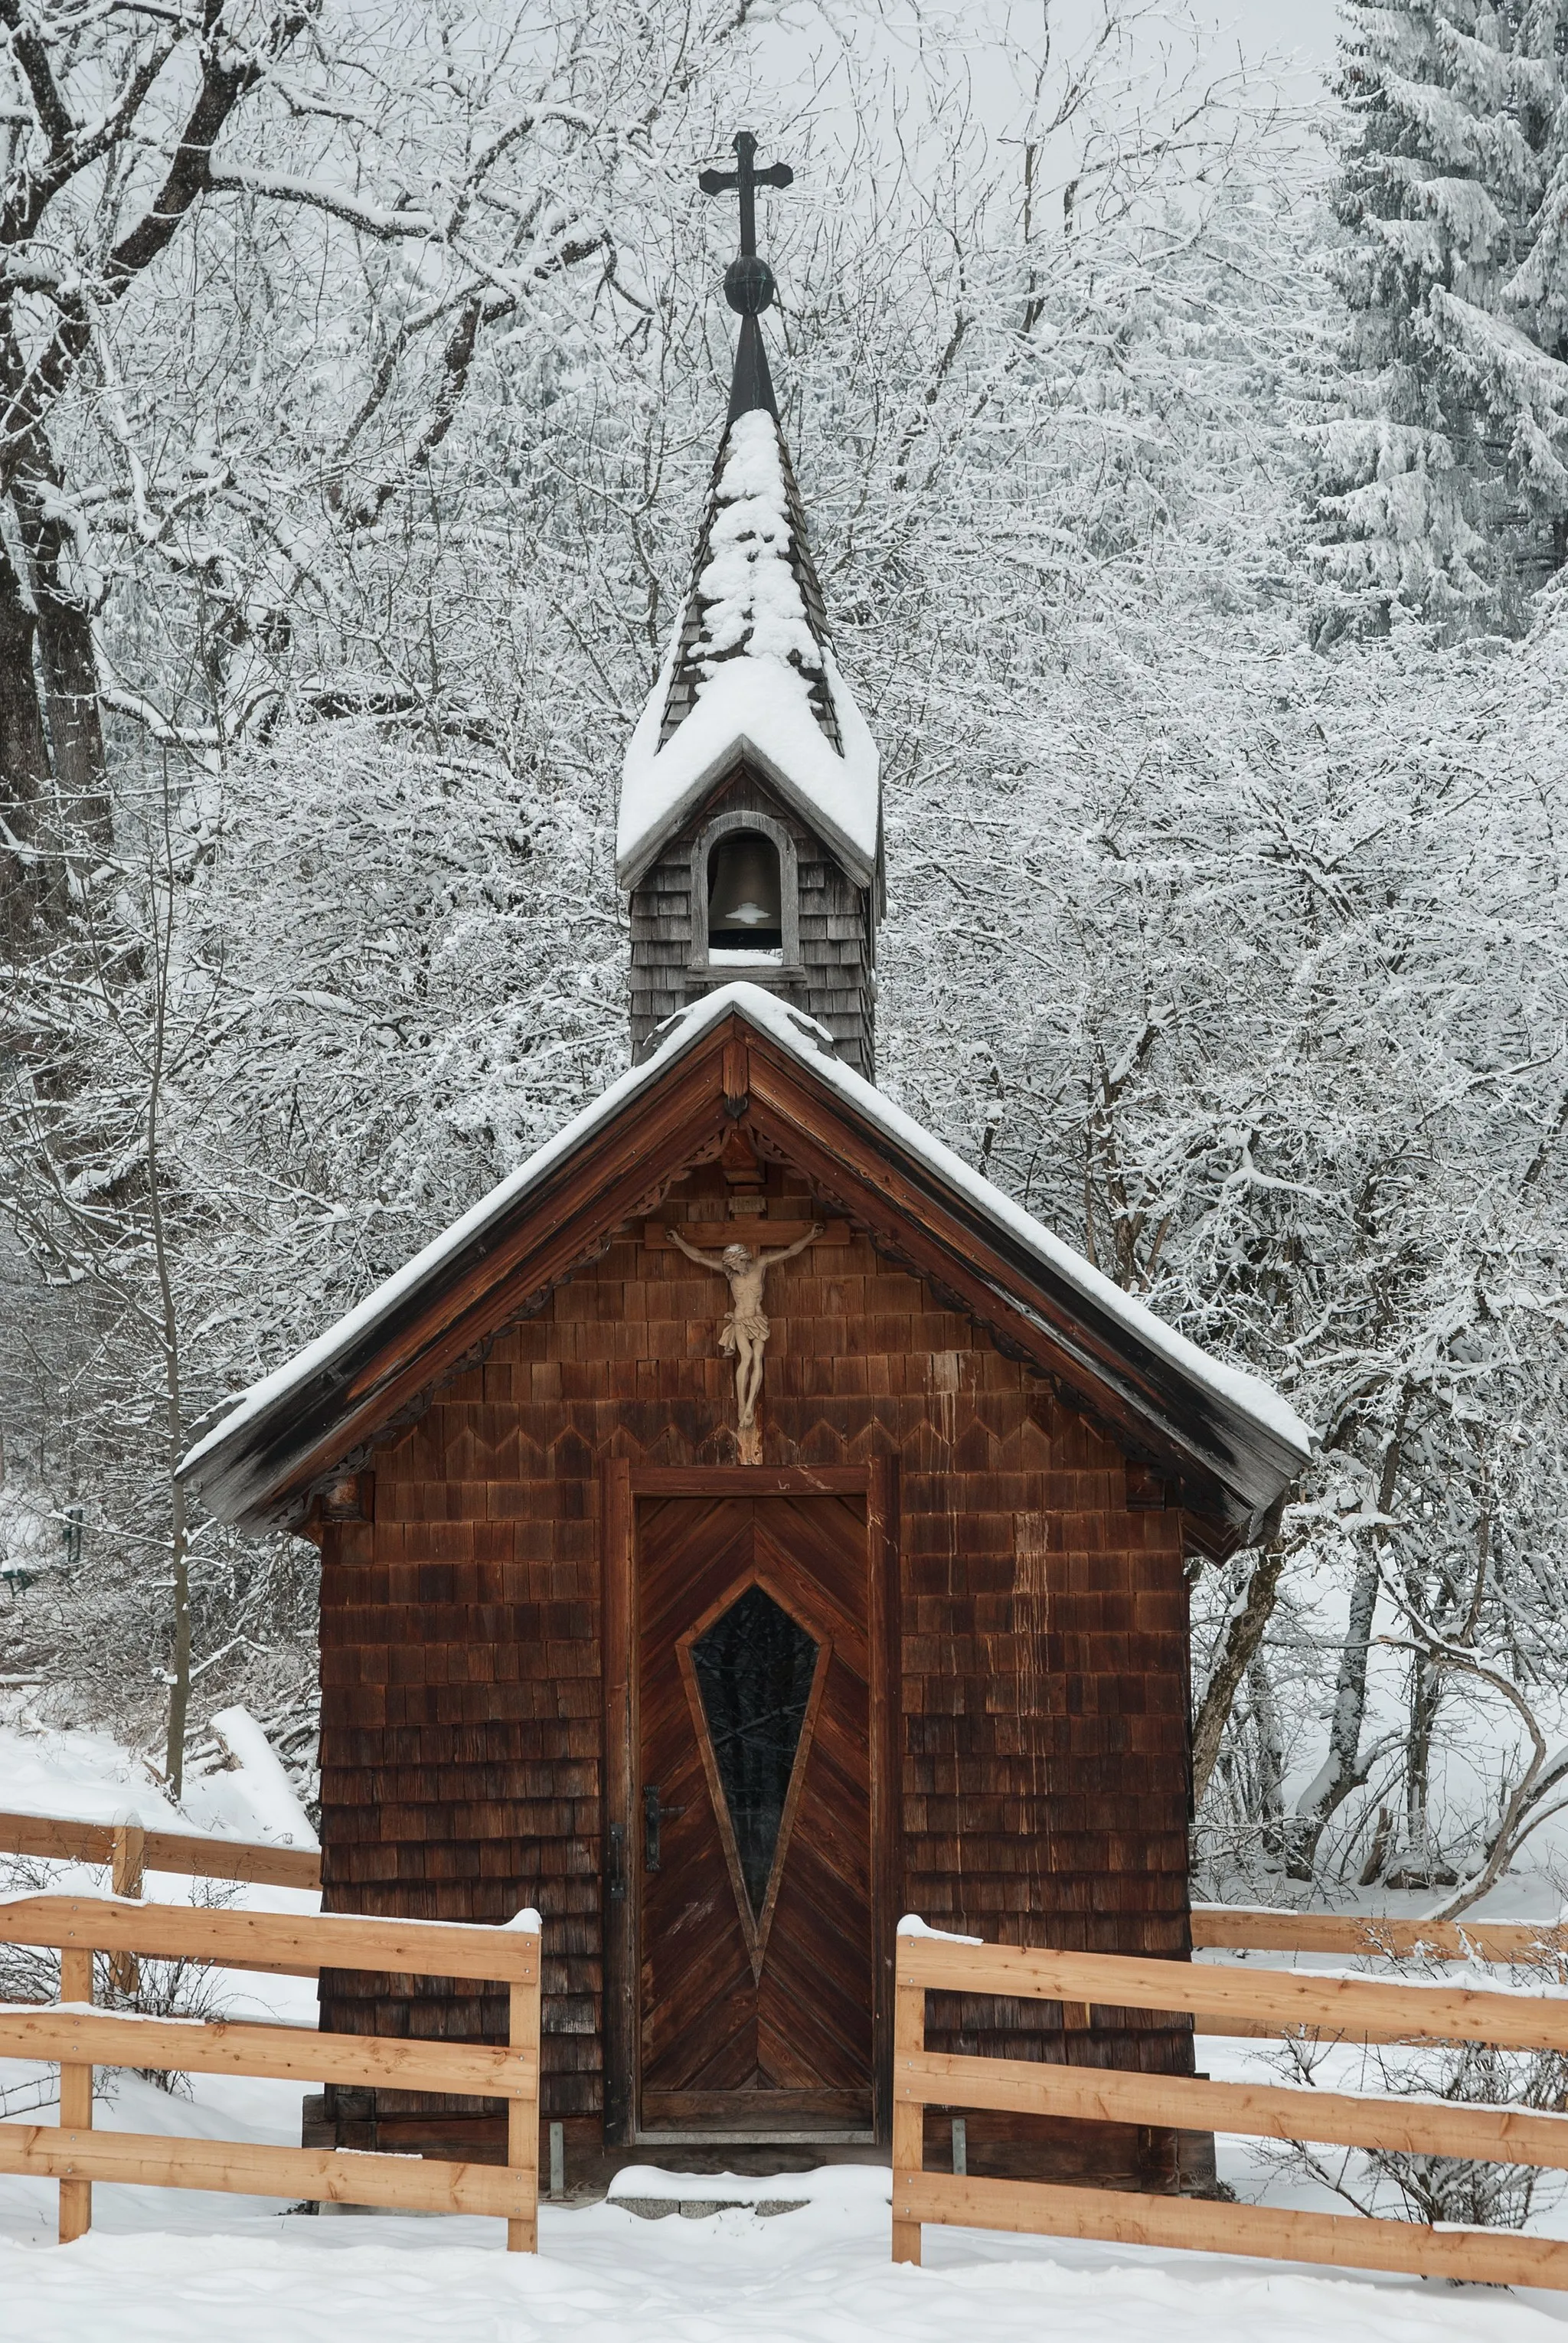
699,131,793,258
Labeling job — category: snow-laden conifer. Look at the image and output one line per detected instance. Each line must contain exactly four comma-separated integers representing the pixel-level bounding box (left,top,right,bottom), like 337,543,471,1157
1312,0,1568,636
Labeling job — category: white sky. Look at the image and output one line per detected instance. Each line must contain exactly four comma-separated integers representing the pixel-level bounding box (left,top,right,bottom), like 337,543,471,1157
1230,0,1340,72
734,2,1344,215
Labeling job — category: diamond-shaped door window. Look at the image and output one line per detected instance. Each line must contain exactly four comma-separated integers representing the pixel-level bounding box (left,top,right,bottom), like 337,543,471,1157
691,1583,819,1919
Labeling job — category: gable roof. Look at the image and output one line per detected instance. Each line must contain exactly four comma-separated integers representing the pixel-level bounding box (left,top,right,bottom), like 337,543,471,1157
616,408,880,892
180,985,1312,1552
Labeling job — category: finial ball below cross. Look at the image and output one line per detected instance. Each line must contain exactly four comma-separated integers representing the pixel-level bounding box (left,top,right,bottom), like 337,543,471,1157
700,130,793,315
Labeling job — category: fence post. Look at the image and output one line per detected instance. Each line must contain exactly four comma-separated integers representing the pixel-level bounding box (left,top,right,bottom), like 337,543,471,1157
57,1945,93,2243
891,1933,925,2266
507,1913,542,2253
110,1815,145,1994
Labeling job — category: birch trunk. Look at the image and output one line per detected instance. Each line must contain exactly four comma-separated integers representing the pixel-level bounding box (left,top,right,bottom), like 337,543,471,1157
1285,1543,1382,1880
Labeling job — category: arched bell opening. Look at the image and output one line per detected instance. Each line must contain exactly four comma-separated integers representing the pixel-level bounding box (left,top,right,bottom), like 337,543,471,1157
689,806,799,974
707,830,782,958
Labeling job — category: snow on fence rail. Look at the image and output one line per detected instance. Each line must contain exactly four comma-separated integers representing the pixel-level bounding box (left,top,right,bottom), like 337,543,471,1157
0,1808,321,1892
0,1894,541,2250
892,1923,1568,2289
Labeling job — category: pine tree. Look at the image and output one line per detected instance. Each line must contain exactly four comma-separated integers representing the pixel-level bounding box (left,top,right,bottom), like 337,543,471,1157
1312,1,1568,637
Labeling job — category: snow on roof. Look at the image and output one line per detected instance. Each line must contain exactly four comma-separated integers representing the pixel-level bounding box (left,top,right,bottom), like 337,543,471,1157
180,984,1312,1502
616,411,880,891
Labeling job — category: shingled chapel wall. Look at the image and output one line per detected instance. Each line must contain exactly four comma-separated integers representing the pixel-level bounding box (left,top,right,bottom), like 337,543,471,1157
313,1151,1194,2184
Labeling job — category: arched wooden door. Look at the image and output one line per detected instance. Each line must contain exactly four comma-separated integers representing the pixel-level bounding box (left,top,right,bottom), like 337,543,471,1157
635,1489,874,2135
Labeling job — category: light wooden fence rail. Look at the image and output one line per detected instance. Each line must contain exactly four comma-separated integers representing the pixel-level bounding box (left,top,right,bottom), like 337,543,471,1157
0,1808,322,1892
892,1926,1568,2289
1191,1903,1568,1964
0,1894,541,2249
4,1809,1550,1961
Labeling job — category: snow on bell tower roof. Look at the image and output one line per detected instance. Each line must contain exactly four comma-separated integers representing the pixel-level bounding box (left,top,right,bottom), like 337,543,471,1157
616,135,880,894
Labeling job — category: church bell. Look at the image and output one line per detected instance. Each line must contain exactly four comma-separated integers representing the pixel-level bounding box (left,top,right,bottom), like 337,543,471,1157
707,832,783,951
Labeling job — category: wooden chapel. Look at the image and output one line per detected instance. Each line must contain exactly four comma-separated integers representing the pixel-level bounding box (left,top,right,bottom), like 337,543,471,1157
182,136,1310,2194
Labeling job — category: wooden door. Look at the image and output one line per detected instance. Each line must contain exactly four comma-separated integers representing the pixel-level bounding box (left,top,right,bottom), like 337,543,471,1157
636,1492,874,2135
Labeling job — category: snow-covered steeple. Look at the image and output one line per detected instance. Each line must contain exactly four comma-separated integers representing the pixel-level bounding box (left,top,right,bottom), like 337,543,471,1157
617,405,880,890
619,132,882,1079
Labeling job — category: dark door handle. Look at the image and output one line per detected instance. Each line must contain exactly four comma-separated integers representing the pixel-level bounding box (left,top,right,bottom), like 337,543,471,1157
606,1820,626,1905
643,1785,685,1872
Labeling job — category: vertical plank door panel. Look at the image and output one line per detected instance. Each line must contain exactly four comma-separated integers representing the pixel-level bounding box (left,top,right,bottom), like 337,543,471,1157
635,1490,877,2135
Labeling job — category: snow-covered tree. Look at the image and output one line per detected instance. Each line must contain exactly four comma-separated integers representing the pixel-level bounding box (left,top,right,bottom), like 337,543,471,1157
1310,1,1568,638
5,0,1568,1920
0,0,766,1781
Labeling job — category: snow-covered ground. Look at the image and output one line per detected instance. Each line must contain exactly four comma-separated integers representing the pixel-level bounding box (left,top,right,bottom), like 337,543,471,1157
6,1712,1568,2341
6,2155,1568,2343
0,1706,317,1852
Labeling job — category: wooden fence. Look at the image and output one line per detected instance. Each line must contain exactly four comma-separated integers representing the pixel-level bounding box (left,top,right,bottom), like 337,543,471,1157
3,1806,1553,1962
0,1894,541,2249
892,1926,1568,2289
10,1806,1568,2273
0,1808,322,1894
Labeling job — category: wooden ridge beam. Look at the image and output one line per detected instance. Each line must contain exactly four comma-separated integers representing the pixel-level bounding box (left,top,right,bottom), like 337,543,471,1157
0,2005,535,2100
897,1935,1568,2052
900,2046,1568,2169
894,2168,1568,2292
1,1895,540,1986
0,2126,532,2221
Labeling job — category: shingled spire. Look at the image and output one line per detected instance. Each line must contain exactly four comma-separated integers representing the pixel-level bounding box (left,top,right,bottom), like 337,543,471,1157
618,134,883,1077
655,401,844,759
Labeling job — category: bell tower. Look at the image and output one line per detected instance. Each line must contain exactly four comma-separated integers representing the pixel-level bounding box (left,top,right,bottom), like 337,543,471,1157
617,132,883,1079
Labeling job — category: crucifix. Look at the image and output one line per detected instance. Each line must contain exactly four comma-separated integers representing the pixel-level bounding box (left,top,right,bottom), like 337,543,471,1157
666,1222,823,1464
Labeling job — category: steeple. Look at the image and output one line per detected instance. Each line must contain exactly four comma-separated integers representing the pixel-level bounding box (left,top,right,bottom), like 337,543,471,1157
619,132,883,1078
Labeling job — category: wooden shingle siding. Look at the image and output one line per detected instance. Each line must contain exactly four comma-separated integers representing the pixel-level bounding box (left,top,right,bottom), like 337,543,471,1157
316,1152,1193,2175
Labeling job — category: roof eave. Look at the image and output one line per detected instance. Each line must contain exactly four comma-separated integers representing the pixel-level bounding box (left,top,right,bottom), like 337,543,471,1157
181,1012,743,1529
616,734,877,894
732,1042,1308,1530
184,998,1308,1547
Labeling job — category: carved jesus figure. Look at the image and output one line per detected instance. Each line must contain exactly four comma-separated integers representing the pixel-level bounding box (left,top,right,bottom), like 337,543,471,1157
666,1221,824,1460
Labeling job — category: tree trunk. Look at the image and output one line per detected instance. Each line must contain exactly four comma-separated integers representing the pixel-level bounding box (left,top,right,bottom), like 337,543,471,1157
1191,1537,1287,1807
15,471,109,845
165,1496,191,1805
1248,1649,1285,1854
1405,1646,1440,1873
1285,1542,1382,1879
144,861,190,1802
1283,1415,1405,1883
0,525,55,957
